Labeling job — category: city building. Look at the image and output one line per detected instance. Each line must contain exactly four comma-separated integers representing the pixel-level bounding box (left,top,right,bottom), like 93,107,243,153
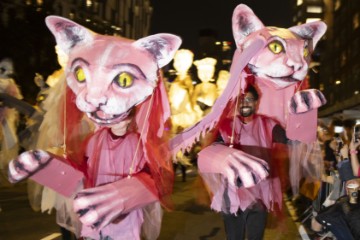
51,0,153,39
293,0,360,122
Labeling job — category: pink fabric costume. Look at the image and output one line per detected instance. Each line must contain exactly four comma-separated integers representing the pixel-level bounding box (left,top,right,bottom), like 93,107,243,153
7,16,181,240
201,115,282,213
81,128,148,239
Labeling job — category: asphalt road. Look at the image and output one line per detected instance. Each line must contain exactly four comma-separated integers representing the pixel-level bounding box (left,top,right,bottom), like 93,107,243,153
0,168,302,240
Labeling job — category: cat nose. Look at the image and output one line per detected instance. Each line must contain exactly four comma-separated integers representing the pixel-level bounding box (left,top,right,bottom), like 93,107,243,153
286,58,303,71
85,94,107,106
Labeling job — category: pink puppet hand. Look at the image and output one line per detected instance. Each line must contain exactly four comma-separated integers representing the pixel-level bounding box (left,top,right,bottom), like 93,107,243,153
198,143,269,188
289,89,326,114
8,150,52,183
73,173,158,231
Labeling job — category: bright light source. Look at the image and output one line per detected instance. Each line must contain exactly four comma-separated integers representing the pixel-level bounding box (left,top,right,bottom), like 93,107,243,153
194,57,217,83
297,0,303,6
335,80,341,85
355,90,359,95
307,6,322,13
306,18,321,23
215,42,221,45
173,49,194,76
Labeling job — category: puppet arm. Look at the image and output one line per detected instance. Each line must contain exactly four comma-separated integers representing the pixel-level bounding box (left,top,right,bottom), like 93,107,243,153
73,172,158,231
8,150,53,183
198,143,269,188
289,89,326,114
8,150,84,197
0,92,36,116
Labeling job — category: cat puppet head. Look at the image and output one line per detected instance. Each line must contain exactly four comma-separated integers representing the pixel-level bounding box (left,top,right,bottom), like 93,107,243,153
45,16,181,126
232,4,326,89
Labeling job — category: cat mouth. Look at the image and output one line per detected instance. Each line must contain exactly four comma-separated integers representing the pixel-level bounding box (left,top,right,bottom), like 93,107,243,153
269,75,300,83
87,109,131,125
248,64,300,85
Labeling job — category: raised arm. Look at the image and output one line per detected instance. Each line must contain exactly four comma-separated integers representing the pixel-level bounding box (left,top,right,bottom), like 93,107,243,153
349,138,360,176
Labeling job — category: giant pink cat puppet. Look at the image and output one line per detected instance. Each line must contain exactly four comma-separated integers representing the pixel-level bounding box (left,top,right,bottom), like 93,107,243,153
7,16,181,240
170,4,327,212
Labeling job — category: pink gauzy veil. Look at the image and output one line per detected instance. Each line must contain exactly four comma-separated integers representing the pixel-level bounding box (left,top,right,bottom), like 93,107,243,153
169,37,266,155
134,73,173,240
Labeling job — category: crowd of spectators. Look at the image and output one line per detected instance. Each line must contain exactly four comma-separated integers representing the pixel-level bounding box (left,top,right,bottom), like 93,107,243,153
300,118,360,240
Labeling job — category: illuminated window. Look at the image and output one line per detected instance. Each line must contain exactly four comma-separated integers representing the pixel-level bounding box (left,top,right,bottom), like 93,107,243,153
353,13,359,29
86,0,92,7
297,0,303,6
306,18,321,23
307,6,322,14
222,42,231,51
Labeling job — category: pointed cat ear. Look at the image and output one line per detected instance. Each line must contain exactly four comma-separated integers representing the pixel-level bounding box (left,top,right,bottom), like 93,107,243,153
45,16,94,54
133,34,182,68
289,21,327,48
232,4,265,47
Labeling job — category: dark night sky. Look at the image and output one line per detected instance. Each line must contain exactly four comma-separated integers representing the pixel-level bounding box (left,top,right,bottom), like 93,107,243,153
150,0,293,53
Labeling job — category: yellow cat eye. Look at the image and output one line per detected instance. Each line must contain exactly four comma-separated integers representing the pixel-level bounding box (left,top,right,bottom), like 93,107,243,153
75,67,86,82
268,41,283,54
115,72,134,88
303,47,309,58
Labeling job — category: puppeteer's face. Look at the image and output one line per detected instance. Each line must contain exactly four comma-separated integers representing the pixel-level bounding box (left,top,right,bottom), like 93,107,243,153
239,92,257,117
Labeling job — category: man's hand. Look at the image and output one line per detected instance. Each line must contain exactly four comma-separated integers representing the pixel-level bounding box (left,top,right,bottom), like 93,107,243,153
8,150,52,183
198,143,269,188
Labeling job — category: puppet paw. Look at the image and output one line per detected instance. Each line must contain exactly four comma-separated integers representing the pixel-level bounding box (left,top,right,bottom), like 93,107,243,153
8,150,52,183
289,89,326,114
198,144,270,188
225,151,270,188
73,182,125,230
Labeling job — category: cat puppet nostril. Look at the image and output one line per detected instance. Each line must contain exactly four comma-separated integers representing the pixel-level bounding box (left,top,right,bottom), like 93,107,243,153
85,94,107,106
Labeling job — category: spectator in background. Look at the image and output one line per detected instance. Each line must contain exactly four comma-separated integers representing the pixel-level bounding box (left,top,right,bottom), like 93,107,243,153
349,126,360,177
311,135,360,240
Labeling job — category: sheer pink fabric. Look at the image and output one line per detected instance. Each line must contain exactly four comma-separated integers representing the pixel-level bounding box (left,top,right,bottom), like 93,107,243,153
169,38,266,155
82,128,159,239
85,128,146,187
135,79,174,209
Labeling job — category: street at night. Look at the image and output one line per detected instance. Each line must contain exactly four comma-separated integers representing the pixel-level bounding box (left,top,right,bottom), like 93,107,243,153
1,168,303,240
